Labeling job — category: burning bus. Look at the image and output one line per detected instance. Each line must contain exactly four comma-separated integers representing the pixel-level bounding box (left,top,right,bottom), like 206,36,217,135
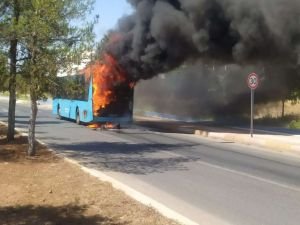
52,54,134,126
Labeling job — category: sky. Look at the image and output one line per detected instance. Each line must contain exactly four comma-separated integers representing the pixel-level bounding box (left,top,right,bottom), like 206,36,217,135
92,0,133,41
60,1,132,76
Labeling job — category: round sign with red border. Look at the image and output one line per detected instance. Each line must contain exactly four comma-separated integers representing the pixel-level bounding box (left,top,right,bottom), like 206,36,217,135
247,73,259,90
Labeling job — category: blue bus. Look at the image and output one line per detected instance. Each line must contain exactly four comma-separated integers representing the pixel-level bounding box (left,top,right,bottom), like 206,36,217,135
52,74,133,125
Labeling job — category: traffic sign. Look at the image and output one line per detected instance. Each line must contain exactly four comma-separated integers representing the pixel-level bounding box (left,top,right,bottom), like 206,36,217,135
247,72,259,138
247,73,259,90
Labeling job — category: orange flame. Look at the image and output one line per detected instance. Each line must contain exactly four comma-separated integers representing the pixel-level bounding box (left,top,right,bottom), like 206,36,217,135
88,123,101,129
84,54,128,115
88,122,120,130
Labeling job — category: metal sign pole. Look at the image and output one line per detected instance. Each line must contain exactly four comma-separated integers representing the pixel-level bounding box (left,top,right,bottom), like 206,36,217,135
250,89,254,138
247,72,259,138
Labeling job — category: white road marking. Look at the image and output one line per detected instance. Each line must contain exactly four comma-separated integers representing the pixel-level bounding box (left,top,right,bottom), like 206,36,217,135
162,150,300,193
102,129,300,193
66,158,229,225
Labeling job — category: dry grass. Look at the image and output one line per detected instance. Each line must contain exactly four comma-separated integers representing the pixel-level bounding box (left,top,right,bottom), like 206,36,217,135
256,101,300,118
0,124,178,225
254,101,300,128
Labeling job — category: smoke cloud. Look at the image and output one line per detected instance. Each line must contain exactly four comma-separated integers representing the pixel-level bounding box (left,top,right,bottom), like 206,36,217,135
134,62,299,118
106,0,300,82
97,0,300,118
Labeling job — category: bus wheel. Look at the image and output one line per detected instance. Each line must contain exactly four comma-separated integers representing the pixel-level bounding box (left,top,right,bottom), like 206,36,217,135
76,111,81,125
57,106,62,120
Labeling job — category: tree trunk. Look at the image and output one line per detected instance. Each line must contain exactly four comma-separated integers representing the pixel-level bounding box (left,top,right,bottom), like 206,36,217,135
281,98,285,118
7,39,18,141
7,0,20,141
28,92,38,156
28,30,38,156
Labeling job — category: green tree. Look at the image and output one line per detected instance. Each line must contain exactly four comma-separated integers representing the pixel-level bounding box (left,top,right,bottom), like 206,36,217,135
17,0,95,155
0,0,21,141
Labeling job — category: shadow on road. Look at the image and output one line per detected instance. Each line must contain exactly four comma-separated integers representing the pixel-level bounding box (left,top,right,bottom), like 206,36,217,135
14,120,63,125
0,204,127,225
52,142,200,175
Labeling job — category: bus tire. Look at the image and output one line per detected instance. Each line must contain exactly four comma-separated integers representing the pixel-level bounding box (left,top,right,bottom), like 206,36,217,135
76,110,81,125
57,106,62,120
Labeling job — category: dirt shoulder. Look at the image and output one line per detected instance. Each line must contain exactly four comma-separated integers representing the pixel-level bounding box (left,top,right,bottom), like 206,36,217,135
0,124,178,225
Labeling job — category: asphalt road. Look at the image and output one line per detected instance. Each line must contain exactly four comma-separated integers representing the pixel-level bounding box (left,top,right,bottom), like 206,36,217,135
1,99,300,225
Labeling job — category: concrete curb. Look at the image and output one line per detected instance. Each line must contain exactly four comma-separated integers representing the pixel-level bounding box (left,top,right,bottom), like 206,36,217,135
65,158,200,225
0,120,199,225
195,129,300,154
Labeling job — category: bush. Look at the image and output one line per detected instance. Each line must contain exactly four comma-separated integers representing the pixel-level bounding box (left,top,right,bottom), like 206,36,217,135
289,120,300,129
255,114,298,127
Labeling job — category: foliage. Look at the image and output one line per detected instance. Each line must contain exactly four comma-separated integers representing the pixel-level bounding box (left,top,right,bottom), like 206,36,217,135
16,73,28,95
289,120,300,129
0,0,96,154
1,0,96,97
21,0,96,155
17,0,95,98
53,75,88,100
288,89,300,105
0,53,9,91
1,0,24,141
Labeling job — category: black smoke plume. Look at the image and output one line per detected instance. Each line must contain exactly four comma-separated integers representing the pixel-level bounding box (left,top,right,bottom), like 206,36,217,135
106,0,300,82
134,62,300,118
99,0,300,118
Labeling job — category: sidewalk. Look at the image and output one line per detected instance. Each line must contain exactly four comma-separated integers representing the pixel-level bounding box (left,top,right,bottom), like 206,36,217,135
135,112,300,156
194,125,300,155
